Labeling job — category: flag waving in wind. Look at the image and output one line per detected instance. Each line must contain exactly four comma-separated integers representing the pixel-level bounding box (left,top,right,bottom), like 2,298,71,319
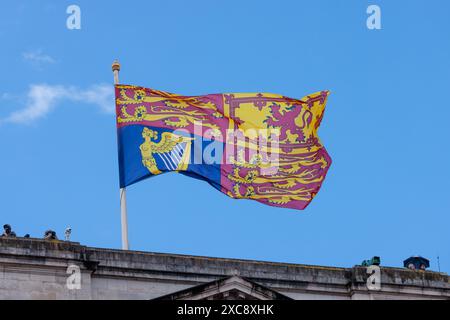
115,85,332,210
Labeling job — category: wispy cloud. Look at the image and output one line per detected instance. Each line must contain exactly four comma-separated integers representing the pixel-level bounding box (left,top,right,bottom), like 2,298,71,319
22,49,56,69
2,84,114,124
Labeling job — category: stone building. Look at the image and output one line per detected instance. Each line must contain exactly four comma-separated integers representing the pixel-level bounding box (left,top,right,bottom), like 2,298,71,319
0,238,448,300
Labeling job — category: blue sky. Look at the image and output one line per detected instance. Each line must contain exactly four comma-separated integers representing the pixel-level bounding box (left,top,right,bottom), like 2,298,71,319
1,0,449,273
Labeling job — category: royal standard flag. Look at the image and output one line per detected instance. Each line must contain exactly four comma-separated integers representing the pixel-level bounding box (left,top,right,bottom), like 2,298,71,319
115,85,332,210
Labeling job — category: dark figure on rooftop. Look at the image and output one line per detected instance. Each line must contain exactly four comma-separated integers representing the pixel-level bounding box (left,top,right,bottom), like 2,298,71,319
1,224,16,237
44,230,57,240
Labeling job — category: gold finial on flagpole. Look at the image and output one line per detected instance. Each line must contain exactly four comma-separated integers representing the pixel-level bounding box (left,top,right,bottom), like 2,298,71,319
112,59,121,72
112,60,121,85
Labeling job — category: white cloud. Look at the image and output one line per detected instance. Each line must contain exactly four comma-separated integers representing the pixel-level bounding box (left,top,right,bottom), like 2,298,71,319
22,49,56,68
79,84,116,114
2,83,115,124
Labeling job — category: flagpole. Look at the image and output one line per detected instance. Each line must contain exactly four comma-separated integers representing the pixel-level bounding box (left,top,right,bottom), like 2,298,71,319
112,60,129,250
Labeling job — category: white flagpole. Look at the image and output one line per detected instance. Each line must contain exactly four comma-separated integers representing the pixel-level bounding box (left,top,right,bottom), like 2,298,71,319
112,60,129,250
